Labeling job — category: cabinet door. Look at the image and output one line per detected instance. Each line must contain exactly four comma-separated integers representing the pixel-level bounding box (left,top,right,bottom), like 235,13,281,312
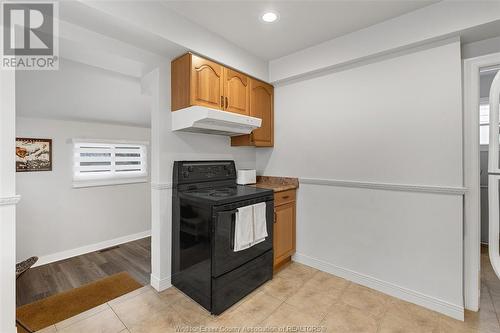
190,55,224,110
250,80,273,146
223,68,249,115
273,202,296,266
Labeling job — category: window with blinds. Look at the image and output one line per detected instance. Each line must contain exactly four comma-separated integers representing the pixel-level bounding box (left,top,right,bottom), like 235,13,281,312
73,141,147,186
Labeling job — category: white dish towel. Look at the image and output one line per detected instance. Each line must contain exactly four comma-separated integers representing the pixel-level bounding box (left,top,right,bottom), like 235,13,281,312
234,203,268,252
234,205,254,252
252,202,268,246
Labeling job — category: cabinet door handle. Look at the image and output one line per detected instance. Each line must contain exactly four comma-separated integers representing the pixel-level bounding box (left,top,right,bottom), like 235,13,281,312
221,96,224,108
225,96,228,109
282,195,290,200
274,212,277,223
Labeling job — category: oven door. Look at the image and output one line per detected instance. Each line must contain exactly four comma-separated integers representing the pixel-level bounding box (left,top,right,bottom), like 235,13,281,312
212,197,274,277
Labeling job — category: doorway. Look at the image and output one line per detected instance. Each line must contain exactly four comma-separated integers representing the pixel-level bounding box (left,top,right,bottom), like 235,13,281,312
464,52,500,313
478,66,500,317
13,60,153,333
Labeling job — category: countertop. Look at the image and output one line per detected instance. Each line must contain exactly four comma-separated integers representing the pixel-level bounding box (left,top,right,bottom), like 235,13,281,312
249,176,299,193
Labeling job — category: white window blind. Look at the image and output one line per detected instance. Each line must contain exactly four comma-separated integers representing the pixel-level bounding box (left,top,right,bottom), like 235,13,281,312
73,141,147,187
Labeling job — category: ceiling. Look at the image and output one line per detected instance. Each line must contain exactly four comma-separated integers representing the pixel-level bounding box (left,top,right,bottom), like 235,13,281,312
16,59,151,127
163,0,438,60
59,1,186,61
17,1,441,128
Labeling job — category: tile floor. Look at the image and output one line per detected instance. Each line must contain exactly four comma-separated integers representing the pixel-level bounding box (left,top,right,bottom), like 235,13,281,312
37,254,500,333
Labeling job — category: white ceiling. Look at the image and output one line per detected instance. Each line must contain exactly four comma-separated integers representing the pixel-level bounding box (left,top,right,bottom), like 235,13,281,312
16,59,151,127
163,0,438,60
19,1,440,127
59,1,187,61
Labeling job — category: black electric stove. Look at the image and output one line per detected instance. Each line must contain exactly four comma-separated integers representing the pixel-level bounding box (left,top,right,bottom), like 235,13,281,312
172,160,274,315
181,185,272,204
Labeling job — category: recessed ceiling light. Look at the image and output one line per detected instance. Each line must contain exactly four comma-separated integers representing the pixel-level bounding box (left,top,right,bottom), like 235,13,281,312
261,11,279,23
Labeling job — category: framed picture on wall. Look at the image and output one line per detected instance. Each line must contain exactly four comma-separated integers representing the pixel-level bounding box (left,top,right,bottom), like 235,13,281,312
16,138,52,172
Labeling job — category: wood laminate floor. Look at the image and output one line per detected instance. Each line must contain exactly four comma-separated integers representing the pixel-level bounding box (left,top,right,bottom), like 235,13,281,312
16,237,151,307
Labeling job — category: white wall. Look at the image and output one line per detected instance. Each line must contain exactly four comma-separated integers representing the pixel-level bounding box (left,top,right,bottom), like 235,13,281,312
16,117,151,264
257,40,464,318
260,40,462,184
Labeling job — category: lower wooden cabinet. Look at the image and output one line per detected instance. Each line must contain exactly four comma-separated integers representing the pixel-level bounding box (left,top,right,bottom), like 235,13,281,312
273,190,296,270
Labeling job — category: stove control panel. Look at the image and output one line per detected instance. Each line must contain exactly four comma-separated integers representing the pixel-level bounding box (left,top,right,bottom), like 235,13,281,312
173,160,236,184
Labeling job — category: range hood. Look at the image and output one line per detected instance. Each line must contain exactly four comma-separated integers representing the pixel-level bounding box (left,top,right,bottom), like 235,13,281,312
171,106,261,136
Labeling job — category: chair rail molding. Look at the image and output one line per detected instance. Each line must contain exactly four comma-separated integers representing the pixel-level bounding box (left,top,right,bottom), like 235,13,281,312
0,195,21,206
299,178,466,195
151,182,173,190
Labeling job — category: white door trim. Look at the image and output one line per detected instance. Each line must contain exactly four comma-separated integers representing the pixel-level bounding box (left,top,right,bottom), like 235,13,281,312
0,69,17,333
463,51,500,311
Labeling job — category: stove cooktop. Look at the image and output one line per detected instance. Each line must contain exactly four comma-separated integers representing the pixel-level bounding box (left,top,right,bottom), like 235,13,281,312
180,185,272,205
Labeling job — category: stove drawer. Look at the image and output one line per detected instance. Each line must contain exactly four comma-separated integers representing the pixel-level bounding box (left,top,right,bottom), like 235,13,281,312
212,250,273,315
212,200,273,277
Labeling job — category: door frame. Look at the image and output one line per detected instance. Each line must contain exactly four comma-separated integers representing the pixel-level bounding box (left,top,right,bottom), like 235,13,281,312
463,51,500,311
0,69,18,333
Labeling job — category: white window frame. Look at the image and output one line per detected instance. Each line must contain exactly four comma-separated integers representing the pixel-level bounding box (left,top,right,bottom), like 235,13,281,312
72,138,149,188
479,98,500,147
480,100,490,147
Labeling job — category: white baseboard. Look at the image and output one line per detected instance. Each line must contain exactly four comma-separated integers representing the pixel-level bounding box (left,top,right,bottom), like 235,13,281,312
150,274,172,292
293,253,464,321
33,230,151,267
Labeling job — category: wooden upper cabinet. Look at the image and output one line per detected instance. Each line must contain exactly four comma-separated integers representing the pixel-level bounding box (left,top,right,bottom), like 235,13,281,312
231,79,274,147
172,53,274,147
171,53,224,111
224,68,249,115
191,55,224,110
171,53,191,111
250,80,273,146
171,53,250,114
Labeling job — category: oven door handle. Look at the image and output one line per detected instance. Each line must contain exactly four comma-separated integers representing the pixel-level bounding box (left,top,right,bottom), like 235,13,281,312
216,209,239,250
228,209,237,250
